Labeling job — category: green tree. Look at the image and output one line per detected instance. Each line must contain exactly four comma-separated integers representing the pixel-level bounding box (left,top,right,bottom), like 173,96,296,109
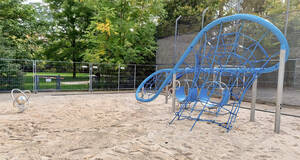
0,0,40,90
157,0,229,38
240,0,300,58
0,0,41,59
44,0,94,78
84,0,164,65
27,2,53,60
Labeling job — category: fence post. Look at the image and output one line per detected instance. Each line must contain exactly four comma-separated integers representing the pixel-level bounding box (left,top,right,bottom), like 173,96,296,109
172,72,176,113
250,77,257,122
89,63,93,92
174,15,182,66
134,64,136,90
118,64,120,92
163,65,169,104
33,60,37,94
56,75,61,90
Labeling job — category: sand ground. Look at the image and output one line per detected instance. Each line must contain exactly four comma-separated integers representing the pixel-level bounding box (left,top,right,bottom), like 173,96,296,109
0,93,299,160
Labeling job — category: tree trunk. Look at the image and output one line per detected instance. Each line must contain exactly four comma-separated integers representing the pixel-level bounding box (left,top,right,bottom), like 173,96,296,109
73,61,76,78
72,38,76,78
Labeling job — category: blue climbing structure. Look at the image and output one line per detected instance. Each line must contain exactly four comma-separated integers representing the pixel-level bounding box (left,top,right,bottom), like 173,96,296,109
136,14,289,131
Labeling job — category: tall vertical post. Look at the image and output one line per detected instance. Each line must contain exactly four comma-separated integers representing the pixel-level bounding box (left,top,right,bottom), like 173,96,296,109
250,77,257,122
275,50,286,133
275,0,290,134
284,0,290,37
134,64,136,90
174,15,182,66
33,60,37,94
236,0,241,14
118,64,120,92
165,71,168,104
165,92,168,104
173,16,181,113
89,63,93,92
56,75,61,90
202,7,209,29
172,72,176,113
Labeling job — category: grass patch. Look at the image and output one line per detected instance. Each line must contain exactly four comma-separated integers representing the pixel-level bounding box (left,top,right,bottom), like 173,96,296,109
24,72,89,90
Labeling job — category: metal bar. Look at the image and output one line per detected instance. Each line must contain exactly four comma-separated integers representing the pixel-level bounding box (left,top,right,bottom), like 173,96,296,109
134,64,136,90
118,64,120,92
250,77,257,122
275,50,286,133
35,75,39,91
89,63,93,92
275,0,290,134
174,15,182,66
202,7,209,29
33,60,37,94
284,0,290,37
165,71,169,104
32,60,35,92
236,0,241,13
172,73,176,113
172,15,181,112
165,93,168,104
56,75,61,90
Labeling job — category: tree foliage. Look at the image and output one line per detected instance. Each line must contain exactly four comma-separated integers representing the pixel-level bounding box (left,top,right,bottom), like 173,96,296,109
157,0,230,38
0,0,45,59
240,0,300,58
44,0,94,77
0,0,46,90
83,0,164,65
1,0,299,64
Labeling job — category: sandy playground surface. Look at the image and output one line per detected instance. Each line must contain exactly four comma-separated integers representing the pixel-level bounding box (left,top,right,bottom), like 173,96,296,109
0,92,299,160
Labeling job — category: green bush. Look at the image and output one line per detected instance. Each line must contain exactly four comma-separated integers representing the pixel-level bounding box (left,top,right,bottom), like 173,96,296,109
0,61,24,91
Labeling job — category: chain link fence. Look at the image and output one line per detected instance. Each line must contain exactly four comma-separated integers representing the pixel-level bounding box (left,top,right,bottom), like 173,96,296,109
0,58,174,93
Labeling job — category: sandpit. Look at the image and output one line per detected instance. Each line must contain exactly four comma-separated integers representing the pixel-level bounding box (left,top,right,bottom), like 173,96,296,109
0,93,299,160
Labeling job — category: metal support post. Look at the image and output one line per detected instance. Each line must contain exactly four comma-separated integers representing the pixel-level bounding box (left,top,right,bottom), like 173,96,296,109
174,15,182,66
172,72,176,113
33,60,37,94
173,16,181,107
118,64,120,92
56,75,61,90
35,75,39,92
275,50,286,133
284,0,290,37
165,93,168,104
250,77,257,122
275,0,289,134
89,63,93,92
202,7,209,29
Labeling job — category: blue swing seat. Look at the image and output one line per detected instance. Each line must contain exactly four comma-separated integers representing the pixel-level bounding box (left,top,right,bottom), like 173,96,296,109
175,86,198,103
198,88,230,108
175,86,186,103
